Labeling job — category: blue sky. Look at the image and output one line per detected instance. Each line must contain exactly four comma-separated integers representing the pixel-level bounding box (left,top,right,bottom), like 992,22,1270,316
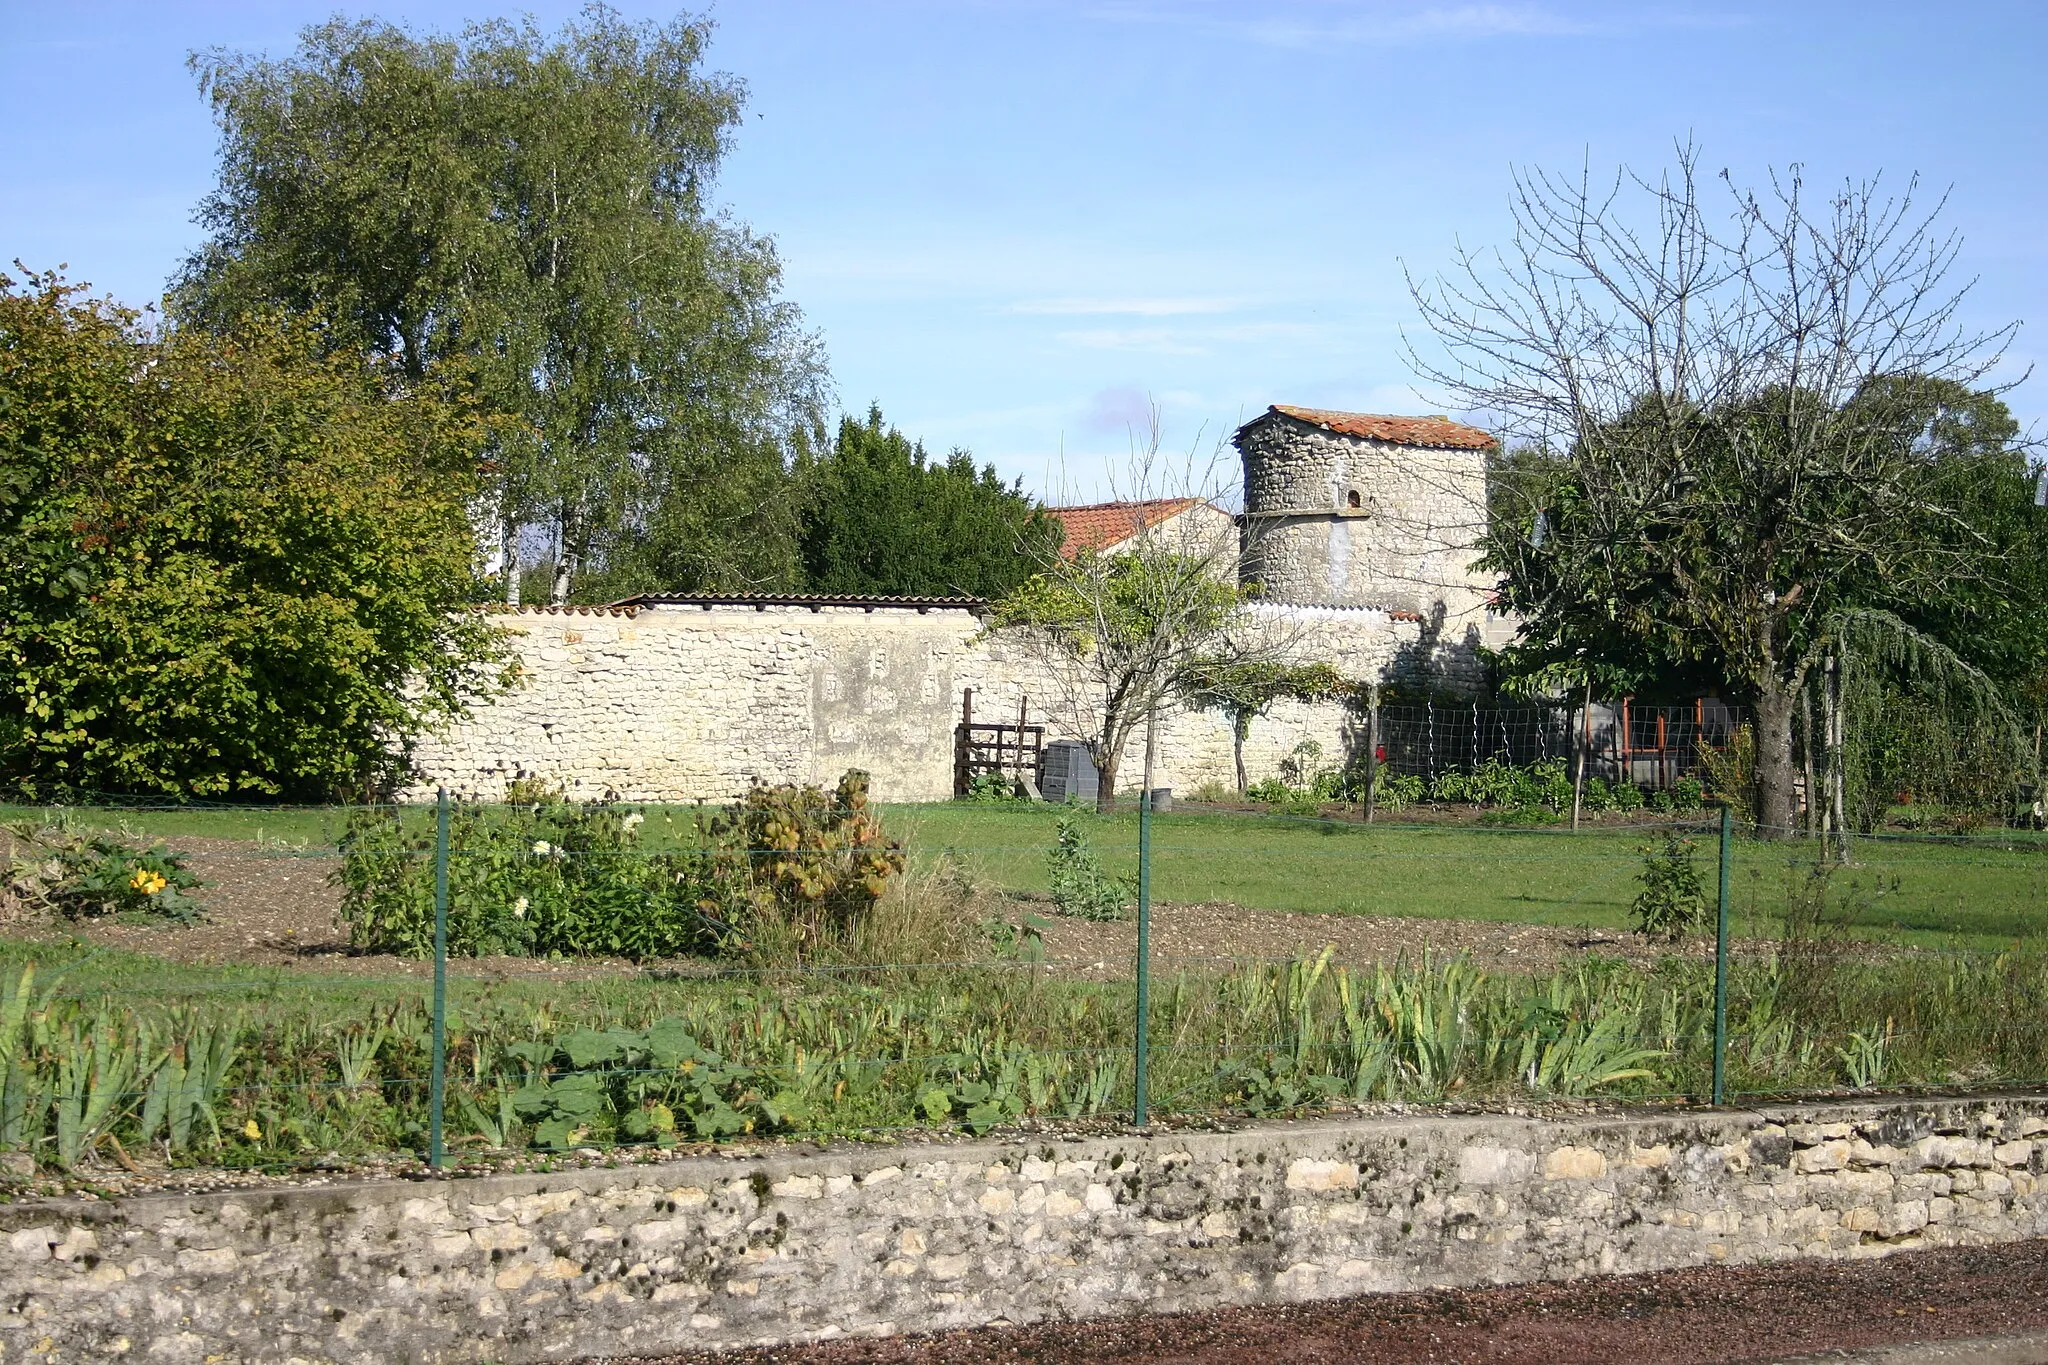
5,1,2044,500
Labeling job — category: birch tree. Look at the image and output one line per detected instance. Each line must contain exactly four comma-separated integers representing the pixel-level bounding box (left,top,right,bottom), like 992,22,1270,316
176,8,826,602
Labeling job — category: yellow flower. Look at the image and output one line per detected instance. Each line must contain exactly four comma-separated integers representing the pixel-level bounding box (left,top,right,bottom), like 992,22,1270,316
243,1119,262,1141
129,869,168,897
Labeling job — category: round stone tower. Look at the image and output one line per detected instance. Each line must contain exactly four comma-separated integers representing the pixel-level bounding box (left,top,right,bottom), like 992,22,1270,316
1234,404,1497,619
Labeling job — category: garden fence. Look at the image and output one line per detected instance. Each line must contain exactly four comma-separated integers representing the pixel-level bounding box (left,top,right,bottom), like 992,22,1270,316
0,788,2042,1182
1374,699,1749,791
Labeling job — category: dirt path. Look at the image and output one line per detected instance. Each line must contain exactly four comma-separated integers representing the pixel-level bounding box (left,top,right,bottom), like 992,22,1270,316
588,1238,2048,1364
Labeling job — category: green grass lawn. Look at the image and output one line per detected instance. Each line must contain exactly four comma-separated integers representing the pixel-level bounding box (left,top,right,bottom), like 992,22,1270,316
8,797,2044,952
890,802,2048,951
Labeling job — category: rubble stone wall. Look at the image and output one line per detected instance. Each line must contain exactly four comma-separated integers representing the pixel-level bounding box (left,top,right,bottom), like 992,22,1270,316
5,1097,2046,1363
1238,414,1496,632
403,602,1454,803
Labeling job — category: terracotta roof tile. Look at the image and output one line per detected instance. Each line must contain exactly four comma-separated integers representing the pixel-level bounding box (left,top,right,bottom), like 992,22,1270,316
1257,405,1496,450
1049,497,1207,558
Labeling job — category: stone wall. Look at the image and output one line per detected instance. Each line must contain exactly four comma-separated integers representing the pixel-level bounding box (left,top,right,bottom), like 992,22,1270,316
7,1096,2046,1363
404,602,1446,804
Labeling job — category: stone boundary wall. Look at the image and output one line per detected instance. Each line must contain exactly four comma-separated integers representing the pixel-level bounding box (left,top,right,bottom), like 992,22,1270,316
8,1096,2048,1363
404,602,1446,804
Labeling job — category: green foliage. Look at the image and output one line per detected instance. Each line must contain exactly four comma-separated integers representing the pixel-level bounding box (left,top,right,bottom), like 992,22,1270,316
178,11,827,600
336,800,724,961
988,539,1251,810
1046,817,1132,921
797,405,1060,598
0,271,505,799
1631,834,1708,942
2,819,204,923
337,772,904,962
1431,757,1573,812
503,1021,805,1147
1372,772,1426,812
716,771,908,962
961,771,1023,803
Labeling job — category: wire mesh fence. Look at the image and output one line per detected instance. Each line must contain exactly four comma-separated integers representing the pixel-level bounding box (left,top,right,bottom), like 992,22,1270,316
1375,699,1749,790
0,787,2044,1180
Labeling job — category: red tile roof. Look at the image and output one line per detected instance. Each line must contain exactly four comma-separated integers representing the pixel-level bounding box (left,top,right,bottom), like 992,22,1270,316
1258,405,1496,450
1049,497,1208,558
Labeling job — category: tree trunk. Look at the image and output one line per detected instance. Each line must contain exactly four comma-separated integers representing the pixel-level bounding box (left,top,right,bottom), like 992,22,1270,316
1232,715,1249,795
1753,680,1799,839
1143,708,1159,810
1570,681,1589,831
1094,739,1119,815
502,515,521,608
1799,686,1816,837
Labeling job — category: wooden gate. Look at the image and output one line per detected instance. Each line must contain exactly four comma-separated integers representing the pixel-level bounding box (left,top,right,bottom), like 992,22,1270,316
953,688,1044,795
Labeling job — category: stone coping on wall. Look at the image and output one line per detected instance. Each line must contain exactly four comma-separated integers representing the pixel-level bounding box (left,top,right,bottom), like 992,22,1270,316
6,1095,2046,1363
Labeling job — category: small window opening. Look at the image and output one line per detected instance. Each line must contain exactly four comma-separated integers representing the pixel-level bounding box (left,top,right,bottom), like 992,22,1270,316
1346,489,1362,509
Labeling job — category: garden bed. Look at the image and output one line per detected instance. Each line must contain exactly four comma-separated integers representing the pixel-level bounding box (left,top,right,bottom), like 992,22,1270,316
13,834,1739,979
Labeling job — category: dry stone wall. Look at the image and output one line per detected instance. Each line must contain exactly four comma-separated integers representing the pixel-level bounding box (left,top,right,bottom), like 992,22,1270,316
405,602,1447,804
6,1096,2047,1363
1238,414,1498,632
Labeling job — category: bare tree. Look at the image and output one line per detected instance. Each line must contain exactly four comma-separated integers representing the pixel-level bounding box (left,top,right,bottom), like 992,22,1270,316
1410,143,2023,834
987,410,1290,812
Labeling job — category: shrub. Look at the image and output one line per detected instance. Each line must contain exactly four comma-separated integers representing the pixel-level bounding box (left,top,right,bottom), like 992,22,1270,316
2,820,204,922
1695,723,1755,810
336,799,722,959
1631,833,1707,941
335,770,904,962
1373,772,1426,812
961,771,1020,803
1046,816,1132,921
717,771,908,962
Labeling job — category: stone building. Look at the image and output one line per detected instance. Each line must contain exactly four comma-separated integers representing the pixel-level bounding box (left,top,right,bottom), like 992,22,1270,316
403,406,1507,802
1236,403,1498,624
1048,497,1234,559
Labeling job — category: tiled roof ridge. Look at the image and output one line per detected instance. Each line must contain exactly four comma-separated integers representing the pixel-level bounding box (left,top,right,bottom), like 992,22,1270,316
481,603,640,618
1049,495,1203,514
1248,602,1428,623
1257,405,1496,450
609,591,987,611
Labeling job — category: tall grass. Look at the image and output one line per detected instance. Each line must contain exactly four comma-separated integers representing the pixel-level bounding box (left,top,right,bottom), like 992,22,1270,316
0,930,2037,1174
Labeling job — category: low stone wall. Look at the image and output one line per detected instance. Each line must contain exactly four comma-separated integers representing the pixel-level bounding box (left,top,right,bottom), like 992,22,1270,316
9,1096,2047,1363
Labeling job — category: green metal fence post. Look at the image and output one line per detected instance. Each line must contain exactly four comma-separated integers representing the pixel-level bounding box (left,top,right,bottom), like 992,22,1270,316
1711,801,1732,1106
1132,785,1153,1127
429,788,451,1170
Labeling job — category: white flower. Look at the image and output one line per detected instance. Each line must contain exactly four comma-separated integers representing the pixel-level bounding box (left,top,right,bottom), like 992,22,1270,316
622,812,645,831
531,840,553,856
511,897,528,919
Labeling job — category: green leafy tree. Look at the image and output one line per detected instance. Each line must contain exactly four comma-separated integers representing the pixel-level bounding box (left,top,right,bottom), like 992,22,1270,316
0,270,507,799
176,8,827,604
796,405,1061,598
1178,658,1348,793
1415,145,2025,835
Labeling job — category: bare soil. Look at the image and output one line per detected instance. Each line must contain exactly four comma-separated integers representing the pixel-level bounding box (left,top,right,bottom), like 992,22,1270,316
9,834,1716,981
590,1237,2048,1365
